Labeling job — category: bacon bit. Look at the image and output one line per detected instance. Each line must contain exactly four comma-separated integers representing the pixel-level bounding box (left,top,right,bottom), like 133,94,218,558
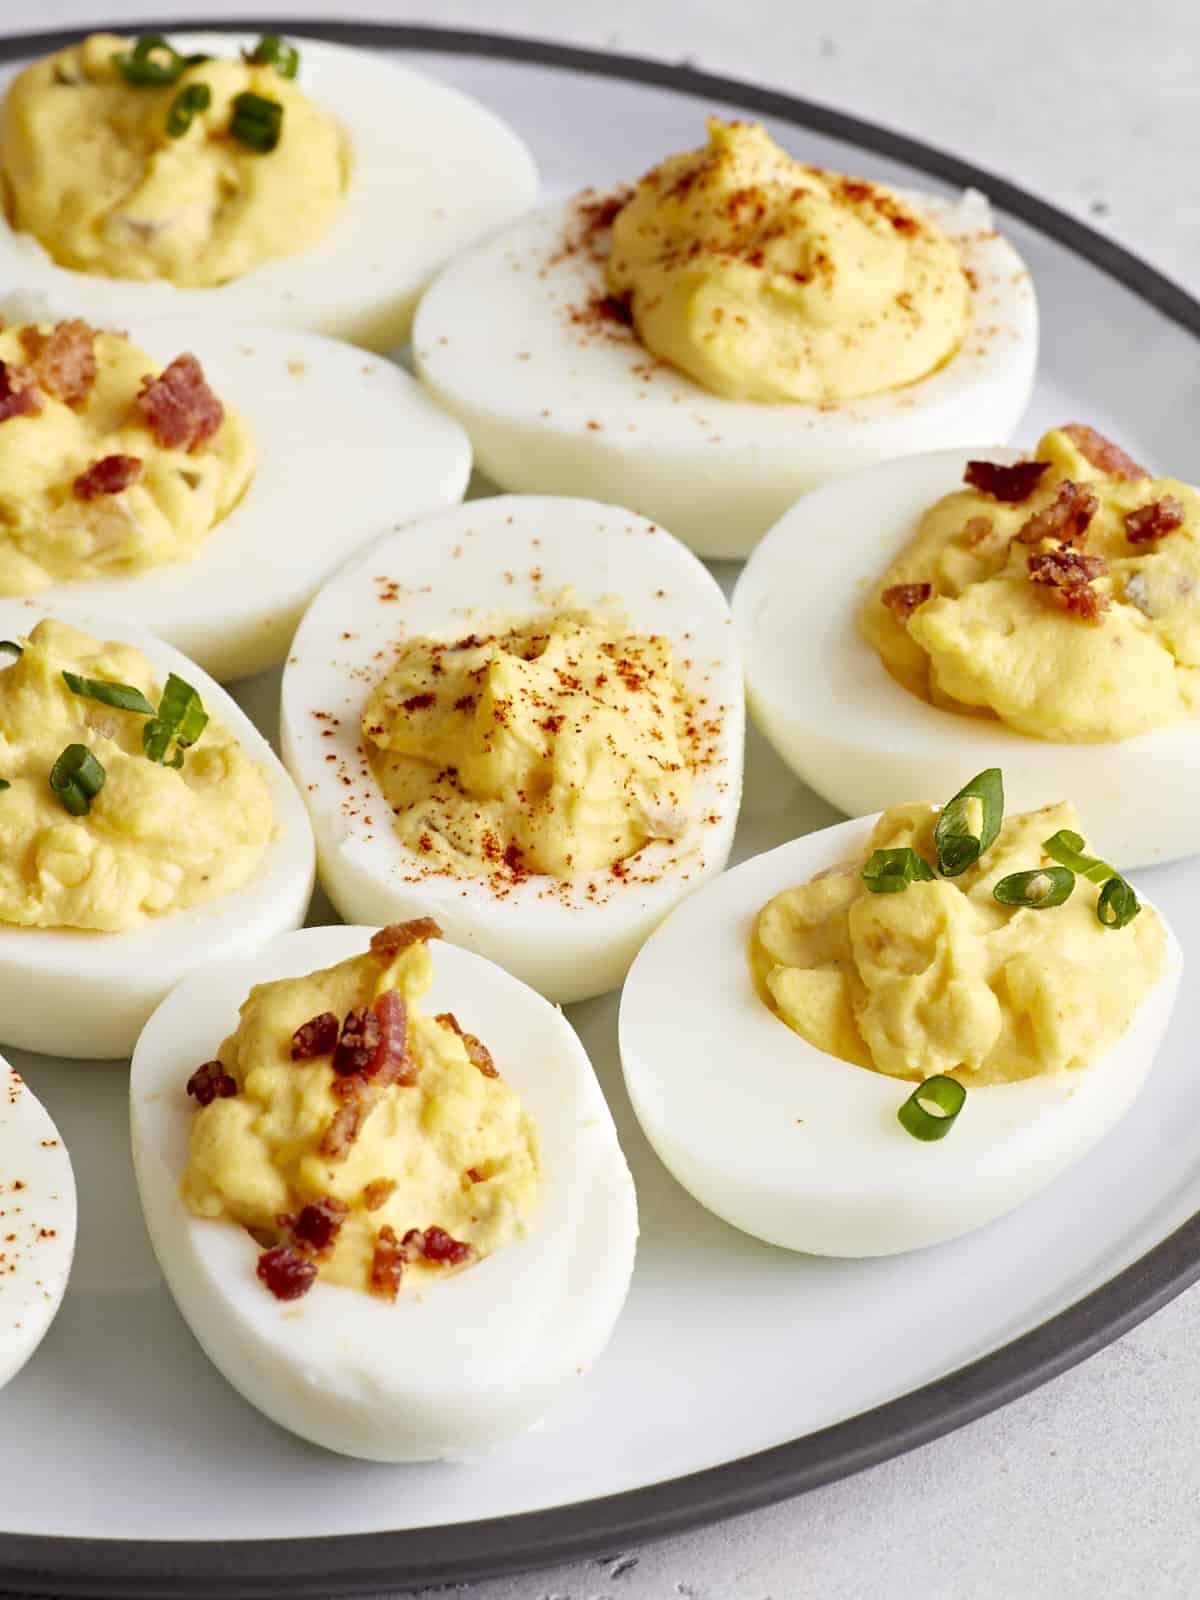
882,582,932,621
369,918,443,963
290,1010,339,1060
436,1011,499,1078
186,1060,237,1107
1124,496,1186,545
72,453,142,501
368,989,416,1087
963,516,993,546
369,1224,408,1300
416,1225,474,1266
280,1196,348,1259
136,353,223,453
332,1005,380,1077
21,320,96,407
0,361,41,422
1062,423,1149,481
964,458,1050,503
362,1178,397,1211
465,1167,486,1185
1016,480,1099,547
1028,548,1110,621
318,1098,364,1160
256,1245,317,1301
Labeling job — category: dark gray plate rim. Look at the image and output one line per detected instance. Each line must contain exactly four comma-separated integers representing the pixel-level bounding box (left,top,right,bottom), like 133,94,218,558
2,18,1198,1600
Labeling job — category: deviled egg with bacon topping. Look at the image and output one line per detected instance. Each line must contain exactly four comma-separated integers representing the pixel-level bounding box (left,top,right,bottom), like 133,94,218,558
415,118,1036,558
621,770,1182,1256
0,311,470,680
281,496,743,1003
736,424,1200,868
0,31,538,350
130,919,637,1460
0,604,313,1059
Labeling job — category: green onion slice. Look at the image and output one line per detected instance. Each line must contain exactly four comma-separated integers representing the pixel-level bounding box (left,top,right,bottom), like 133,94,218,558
143,673,208,767
0,639,21,660
934,768,1003,877
1098,876,1141,929
229,91,284,152
113,33,186,87
993,866,1075,909
49,744,106,816
62,671,156,717
0,779,9,792
1042,828,1115,884
862,846,936,895
166,81,211,138
244,35,300,78
897,1075,966,1141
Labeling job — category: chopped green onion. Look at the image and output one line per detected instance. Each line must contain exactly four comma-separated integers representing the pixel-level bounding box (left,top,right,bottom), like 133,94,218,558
182,52,211,67
62,671,156,717
0,779,9,792
1042,829,1115,884
244,35,300,78
229,91,284,153
0,639,21,660
49,744,105,816
862,846,936,895
934,768,1003,877
166,81,211,138
1098,876,1141,929
112,34,186,87
993,866,1075,909
897,1075,966,1141
143,673,208,767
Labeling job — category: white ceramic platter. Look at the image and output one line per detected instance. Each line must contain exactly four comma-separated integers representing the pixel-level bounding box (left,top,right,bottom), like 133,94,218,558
2,22,1200,1600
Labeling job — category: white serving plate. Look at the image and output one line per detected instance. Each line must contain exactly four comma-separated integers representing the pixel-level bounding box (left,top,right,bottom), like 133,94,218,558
2,22,1200,1599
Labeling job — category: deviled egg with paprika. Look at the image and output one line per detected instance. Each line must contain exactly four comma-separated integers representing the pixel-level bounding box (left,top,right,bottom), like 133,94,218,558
130,919,637,1460
621,771,1181,1256
281,495,744,1003
735,424,1200,867
415,118,1036,558
0,31,538,350
0,604,313,1059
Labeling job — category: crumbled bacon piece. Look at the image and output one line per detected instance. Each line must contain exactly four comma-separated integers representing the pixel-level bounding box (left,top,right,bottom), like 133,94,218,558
279,1196,348,1259
0,360,41,422
1061,583,1110,621
435,1011,499,1078
1016,480,1099,547
963,458,1049,503
369,918,443,963
369,1224,409,1301
186,1060,237,1107
465,1167,486,1185
290,1010,339,1060
136,352,223,453
1028,548,1110,621
416,1225,473,1266
256,1245,317,1301
318,1098,364,1160
332,1004,382,1077
1062,423,1148,481
963,516,993,546
881,582,932,621
362,1178,396,1211
21,320,97,407
1124,496,1186,545
73,453,142,501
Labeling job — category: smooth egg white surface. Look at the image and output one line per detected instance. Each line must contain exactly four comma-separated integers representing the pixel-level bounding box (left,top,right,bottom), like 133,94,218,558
0,34,538,353
414,188,1037,559
734,447,1200,870
620,815,1183,1257
129,923,638,1461
0,600,314,1061
280,496,744,1004
0,1051,76,1391
0,312,472,682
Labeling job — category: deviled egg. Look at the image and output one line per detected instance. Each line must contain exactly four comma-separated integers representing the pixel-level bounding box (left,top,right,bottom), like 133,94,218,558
130,919,637,1460
735,424,1200,868
0,309,470,681
0,1051,76,1389
621,771,1181,1256
281,495,744,1003
415,118,1037,558
0,603,314,1059
0,32,538,350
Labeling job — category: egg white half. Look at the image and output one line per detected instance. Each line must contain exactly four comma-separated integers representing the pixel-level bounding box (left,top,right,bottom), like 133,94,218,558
0,33,538,352
280,495,744,1003
0,312,472,682
413,187,1037,559
0,599,315,1060
734,447,1200,870
0,1051,76,1390
129,923,638,1461
620,814,1183,1257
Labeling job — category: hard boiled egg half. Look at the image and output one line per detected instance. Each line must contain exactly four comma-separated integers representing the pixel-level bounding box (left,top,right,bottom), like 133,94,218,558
0,307,471,681
280,496,744,1003
129,923,637,1460
0,1051,76,1389
620,813,1182,1256
414,186,1036,559
0,33,538,352
0,600,314,1060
